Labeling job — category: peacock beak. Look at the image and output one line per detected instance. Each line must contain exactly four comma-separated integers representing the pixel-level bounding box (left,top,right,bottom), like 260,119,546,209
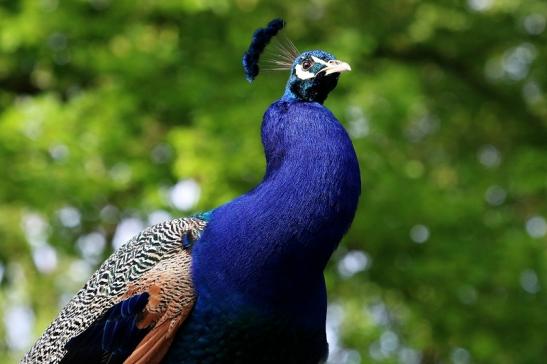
322,60,351,76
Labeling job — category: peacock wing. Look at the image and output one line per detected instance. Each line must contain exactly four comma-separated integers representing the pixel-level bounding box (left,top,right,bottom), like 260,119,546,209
21,216,208,364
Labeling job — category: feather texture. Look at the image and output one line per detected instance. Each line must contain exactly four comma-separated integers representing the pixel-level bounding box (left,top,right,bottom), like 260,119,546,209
261,33,299,71
22,216,207,364
123,252,196,364
164,100,361,363
242,18,285,82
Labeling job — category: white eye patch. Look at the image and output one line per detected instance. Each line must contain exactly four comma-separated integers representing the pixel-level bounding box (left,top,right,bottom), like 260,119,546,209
294,56,331,80
295,64,315,80
311,56,329,66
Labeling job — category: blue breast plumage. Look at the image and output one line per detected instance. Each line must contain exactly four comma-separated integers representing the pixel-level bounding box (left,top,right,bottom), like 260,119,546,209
166,100,360,363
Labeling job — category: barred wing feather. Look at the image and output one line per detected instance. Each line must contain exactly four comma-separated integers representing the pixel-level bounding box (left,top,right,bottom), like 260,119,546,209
22,216,207,364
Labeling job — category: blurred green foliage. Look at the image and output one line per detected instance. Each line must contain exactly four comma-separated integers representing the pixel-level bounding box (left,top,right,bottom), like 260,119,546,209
0,0,546,363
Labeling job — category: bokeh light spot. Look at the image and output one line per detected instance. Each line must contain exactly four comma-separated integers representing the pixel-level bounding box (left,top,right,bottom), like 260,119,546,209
520,269,540,294
467,0,491,12
525,216,546,238
478,145,501,168
524,14,546,35
148,210,172,225
112,218,145,250
32,244,58,273
77,232,106,263
57,206,81,228
410,224,430,243
337,250,369,278
170,179,201,211
451,347,471,364
405,160,425,179
4,306,34,351
484,185,506,206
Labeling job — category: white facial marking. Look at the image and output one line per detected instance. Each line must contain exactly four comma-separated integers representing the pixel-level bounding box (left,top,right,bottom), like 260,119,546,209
311,56,329,66
295,64,315,80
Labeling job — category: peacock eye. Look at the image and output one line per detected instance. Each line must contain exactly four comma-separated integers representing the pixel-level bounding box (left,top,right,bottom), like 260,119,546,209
302,59,313,70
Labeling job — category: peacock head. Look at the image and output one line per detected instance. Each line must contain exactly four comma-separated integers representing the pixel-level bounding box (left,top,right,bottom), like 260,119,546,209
282,50,351,104
242,19,351,104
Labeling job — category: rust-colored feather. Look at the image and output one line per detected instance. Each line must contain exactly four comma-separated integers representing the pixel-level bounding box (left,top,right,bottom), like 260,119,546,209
124,317,184,364
120,252,196,364
23,217,207,364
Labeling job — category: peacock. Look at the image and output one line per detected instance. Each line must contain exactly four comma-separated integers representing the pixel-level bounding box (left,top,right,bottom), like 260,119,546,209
22,18,361,364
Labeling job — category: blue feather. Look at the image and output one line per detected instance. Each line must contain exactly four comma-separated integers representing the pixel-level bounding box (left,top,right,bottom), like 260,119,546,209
102,293,149,354
242,18,285,82
61,293,150,364
165,100,361,363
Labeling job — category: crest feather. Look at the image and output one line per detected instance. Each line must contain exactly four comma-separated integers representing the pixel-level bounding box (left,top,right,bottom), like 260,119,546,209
242,18,286,82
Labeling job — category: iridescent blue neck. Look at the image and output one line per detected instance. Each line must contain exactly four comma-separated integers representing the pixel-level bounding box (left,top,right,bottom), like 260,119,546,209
192,99,361,321
281,81,300,102
281,74,339,104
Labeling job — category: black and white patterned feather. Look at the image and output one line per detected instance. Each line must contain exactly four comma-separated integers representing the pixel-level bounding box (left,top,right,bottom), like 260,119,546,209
22,217,207,364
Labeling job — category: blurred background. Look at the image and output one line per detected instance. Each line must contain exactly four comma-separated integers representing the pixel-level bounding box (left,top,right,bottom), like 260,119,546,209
0,0,546,363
